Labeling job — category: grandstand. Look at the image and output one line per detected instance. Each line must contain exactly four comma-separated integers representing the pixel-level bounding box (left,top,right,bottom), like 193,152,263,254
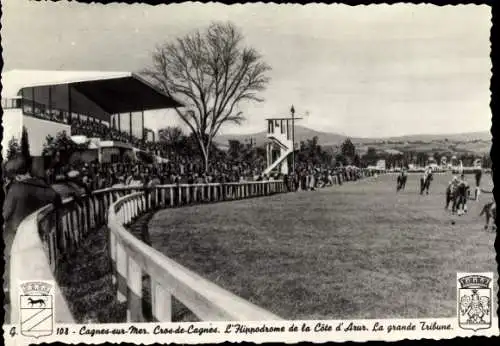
1,70,183,174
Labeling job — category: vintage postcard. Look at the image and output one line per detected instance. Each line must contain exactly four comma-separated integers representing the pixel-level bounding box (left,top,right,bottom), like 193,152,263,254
1,1,498,345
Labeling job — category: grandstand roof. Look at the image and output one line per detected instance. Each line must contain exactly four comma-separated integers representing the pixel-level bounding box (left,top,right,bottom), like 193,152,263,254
2,69,183,113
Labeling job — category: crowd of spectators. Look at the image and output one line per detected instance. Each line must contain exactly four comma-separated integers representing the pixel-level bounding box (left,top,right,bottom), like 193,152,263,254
4,157,369,200
282,165,369,192
39,159,271,195
71,119,158,152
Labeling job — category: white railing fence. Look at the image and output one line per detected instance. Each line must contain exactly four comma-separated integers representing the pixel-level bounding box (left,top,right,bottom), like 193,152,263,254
108,188,284,322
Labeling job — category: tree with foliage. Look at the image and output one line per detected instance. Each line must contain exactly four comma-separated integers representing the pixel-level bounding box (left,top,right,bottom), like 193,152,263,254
6,137,21,161
415,152,428,167
341,138,356,163
296,136,333,167
353,153,361,167
20,127,32,170
335,153,347,167
43,131,88,165
158,126,186,157
482,153,492,168
144,22,272,172
362,147,379,166
159,126,184,145
227,140,244,161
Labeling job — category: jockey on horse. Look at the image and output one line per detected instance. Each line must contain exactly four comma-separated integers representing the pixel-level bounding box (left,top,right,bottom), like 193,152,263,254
445,176,460,211
445,175,470,215
474,167,483,200
397,167,408,192
479,188,496,231
420,167,433,195
457,175,470,215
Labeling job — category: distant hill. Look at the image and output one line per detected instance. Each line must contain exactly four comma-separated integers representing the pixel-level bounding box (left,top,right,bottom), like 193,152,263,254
215,125,491,147
215,125,347,147
371,131,492,143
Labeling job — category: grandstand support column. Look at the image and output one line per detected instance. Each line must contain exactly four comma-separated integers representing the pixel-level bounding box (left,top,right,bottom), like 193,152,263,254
68,86,72,123
31,87,35,115
141,110,145,141
266,143,271,167
48,86,52,116
129,112,133,141
97,141,102,163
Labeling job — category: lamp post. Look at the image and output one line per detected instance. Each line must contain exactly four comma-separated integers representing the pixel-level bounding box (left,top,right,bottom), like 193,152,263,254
291,105,295,174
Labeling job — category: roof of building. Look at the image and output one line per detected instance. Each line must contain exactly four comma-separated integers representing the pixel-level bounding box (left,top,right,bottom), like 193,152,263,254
2,69,183,113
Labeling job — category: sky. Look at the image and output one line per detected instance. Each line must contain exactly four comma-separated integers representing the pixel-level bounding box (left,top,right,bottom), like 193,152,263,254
1,1,492,138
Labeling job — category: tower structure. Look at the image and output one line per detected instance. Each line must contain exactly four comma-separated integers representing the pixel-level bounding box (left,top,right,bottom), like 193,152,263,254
263,107,302,175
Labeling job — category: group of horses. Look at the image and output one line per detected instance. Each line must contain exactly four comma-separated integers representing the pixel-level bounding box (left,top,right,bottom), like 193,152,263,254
395,171,496,232
396,171,432,195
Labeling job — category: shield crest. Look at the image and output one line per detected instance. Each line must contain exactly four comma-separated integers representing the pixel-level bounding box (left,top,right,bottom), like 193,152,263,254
457,274,492,331
20,294,54,338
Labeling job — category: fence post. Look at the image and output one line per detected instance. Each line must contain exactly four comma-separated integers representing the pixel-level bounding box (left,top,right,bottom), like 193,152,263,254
116,241,128,303
127,257,143,322
110,231,117,285
151,281,172,322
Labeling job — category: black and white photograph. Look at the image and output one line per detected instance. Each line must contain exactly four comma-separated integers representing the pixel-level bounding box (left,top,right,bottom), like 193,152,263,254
1,1,498,343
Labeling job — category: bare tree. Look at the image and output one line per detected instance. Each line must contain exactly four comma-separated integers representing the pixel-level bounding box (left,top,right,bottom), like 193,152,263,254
143,22,271,171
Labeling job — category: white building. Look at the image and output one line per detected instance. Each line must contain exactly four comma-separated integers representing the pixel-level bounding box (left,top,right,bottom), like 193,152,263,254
2,70,182,173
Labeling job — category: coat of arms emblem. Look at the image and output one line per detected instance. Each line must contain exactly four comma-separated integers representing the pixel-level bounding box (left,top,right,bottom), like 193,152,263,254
457,273,492,331
19,281,54,338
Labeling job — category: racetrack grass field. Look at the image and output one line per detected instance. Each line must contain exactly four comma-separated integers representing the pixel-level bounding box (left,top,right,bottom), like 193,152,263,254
147,173,497,320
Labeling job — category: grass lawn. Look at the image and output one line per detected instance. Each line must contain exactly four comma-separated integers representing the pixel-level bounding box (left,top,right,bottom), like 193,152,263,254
147,173,497,320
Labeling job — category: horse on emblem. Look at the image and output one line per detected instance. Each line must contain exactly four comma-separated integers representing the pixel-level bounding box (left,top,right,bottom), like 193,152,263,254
27,297,46,307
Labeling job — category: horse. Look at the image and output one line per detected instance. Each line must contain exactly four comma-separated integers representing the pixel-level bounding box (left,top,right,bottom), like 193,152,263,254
397,173,407,192
27,297,46,307
480,202,496,231
420,172,433,195
446,181,470,215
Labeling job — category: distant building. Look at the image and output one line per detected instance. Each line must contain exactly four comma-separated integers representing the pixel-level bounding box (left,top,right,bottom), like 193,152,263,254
376,159,386,170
